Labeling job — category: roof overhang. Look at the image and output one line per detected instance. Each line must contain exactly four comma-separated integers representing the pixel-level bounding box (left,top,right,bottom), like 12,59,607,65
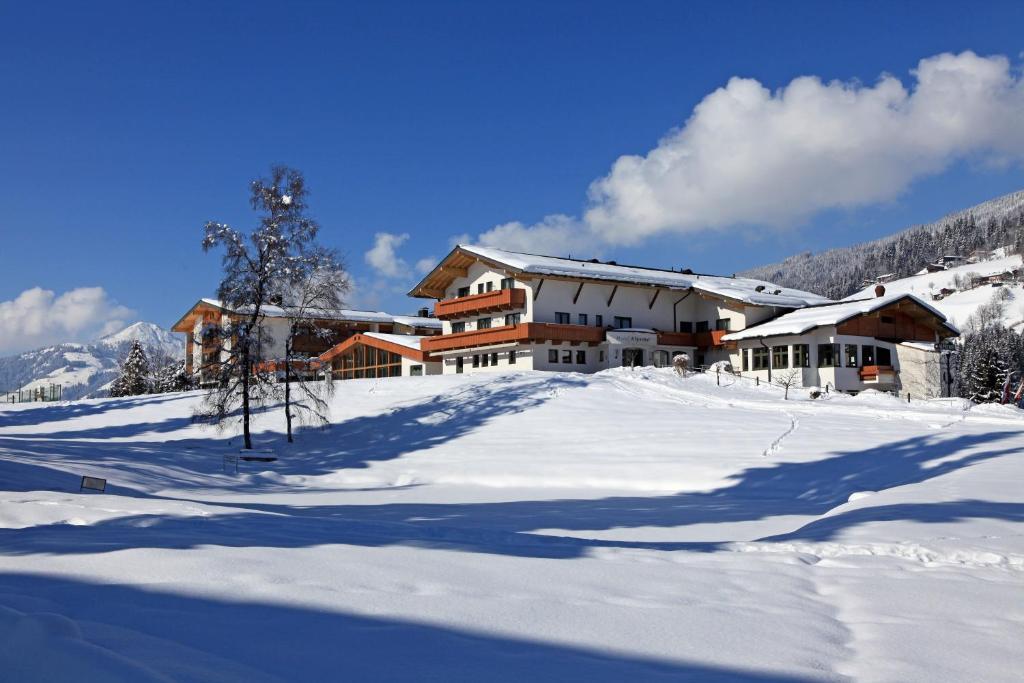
319,333,438,364
171,299,230,333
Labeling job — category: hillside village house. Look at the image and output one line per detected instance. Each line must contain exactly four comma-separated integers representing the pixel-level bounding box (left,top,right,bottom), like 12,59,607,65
410,246,959,395
172,299,442,385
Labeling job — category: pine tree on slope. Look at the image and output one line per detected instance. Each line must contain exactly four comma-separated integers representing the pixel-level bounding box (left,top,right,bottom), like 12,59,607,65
110,341,151,397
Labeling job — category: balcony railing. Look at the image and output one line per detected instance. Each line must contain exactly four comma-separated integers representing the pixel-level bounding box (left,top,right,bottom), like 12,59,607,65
433,288,527,320
859,364,896,381
656,331,695,346
695,329,730,347
421,323,606,353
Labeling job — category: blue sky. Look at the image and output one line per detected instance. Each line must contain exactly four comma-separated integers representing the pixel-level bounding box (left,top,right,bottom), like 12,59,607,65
1,1,1024,353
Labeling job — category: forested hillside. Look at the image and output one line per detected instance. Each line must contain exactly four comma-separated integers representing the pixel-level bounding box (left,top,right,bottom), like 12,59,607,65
741,190,1024,299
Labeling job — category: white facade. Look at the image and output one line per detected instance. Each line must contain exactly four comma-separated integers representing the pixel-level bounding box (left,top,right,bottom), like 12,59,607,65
414,246,957,395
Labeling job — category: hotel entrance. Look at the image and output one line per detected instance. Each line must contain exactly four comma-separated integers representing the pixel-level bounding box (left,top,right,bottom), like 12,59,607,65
622,348,644,368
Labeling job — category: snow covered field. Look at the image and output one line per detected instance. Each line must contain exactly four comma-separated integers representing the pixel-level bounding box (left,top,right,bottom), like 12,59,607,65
1,369,1022,681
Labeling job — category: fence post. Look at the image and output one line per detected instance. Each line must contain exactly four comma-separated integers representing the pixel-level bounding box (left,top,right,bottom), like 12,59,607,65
716,368,720,386
907,392,911,403
755,376,759,386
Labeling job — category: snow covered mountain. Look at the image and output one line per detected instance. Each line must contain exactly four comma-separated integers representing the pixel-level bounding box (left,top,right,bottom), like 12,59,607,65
0,322,182,401
742,189,1024,299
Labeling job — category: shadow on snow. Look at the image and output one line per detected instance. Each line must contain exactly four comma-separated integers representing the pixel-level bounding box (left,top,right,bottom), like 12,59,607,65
0,573,819,682
2,429,1020,559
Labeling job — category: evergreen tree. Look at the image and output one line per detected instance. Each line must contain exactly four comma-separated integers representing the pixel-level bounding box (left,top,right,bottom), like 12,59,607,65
153,359,195,393
110,341,151,397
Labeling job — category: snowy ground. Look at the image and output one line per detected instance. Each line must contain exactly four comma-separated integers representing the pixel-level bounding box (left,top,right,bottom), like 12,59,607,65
0,369,1022,681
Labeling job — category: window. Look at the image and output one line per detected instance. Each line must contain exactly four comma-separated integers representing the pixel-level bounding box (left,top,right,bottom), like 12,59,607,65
679,321,693,333
793,344,810,368
491,352,498,366
548,349,558,363
599,350,605,362
505,313,521,326
487,281,494,292
456,357,463,374
409,365,423,376
555,312,571,324
578,313,588,325
562,350,572,364
595,314,603,327
328,343,404,381
477,317,492,329
742,348,749,371
457,286,470,298
696,353,705,367
613,316,632,329
845,344,858,367
880,315,895,324
695,321,710,333
472,355,480,368
652,350,669,367
576,350,586,364
772,345,788,368
509,350,516,364
481,353,489,367
861,345,876,365
752,347,769,370
877,346,892,366
716,318,732,332
477,283,485,294
451,322,465,333
817,343,840,368
500,277,515,290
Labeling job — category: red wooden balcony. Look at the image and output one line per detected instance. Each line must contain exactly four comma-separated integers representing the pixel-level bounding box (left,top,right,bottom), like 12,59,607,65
694,329,730,347
421,323,606,353
433,288,527,320
656,331,695,346
859,364,896,381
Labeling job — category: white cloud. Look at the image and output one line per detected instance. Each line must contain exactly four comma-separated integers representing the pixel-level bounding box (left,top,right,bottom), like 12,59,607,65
415,257,438,275
364,232,410,278
0,287,135,355
470,51,1024,252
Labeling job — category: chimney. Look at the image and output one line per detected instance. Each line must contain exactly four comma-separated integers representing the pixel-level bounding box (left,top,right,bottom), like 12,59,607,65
874,285,886,298
418,307,430,318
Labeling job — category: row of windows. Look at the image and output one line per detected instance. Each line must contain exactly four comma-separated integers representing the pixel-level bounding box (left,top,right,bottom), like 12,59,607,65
455,350,517,373
549,349,588,364
741,344,893,371
678,319,732,333
552,313,635,328
456,278,517,298
451,312,522,334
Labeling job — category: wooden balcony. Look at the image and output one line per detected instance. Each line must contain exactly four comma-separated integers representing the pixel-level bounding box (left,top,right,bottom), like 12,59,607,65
859,364,896,381
421,323,606,353
694,329,730,347
656,331,695,347
433,288,527,320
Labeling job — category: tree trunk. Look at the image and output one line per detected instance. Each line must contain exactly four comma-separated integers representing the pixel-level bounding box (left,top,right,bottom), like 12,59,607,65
285,337,293,443
241,344,252,450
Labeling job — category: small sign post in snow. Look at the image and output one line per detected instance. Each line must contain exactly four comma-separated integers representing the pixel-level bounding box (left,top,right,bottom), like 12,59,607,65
80,476,106,493
223,454,239,474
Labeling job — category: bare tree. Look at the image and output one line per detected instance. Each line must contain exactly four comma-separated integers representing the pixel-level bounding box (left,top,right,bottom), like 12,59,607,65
773,367,802,400
280,254,351,443
197,166,321,450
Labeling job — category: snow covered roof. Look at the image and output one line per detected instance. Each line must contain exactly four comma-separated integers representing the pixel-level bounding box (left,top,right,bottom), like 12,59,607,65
174,299,441,330
319,332,434,362
411,245,831,309
363,332,424,350
722,293,959,341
